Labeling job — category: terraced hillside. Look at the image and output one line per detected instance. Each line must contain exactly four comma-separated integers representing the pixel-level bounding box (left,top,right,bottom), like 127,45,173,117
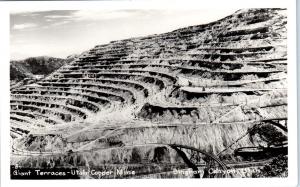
10,8,288,178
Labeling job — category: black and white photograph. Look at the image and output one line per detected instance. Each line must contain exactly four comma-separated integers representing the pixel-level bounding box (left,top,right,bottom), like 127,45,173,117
7,5,292,181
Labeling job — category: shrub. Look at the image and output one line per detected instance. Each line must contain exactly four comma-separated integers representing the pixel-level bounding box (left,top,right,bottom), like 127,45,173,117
253,154,287,177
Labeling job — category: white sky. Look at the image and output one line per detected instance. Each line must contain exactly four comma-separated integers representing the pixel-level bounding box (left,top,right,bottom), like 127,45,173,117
10,9,237,60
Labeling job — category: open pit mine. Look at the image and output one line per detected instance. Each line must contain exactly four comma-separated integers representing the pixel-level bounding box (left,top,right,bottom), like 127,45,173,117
10,8,287,179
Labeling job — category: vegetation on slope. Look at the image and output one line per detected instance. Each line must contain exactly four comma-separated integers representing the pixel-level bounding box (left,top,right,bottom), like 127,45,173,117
10,56,76,82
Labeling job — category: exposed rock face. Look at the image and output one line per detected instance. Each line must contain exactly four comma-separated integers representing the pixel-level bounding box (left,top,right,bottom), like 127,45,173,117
10,9,287,178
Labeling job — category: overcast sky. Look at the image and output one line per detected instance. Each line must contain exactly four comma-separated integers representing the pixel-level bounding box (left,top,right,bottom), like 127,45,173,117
10,9,237,60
